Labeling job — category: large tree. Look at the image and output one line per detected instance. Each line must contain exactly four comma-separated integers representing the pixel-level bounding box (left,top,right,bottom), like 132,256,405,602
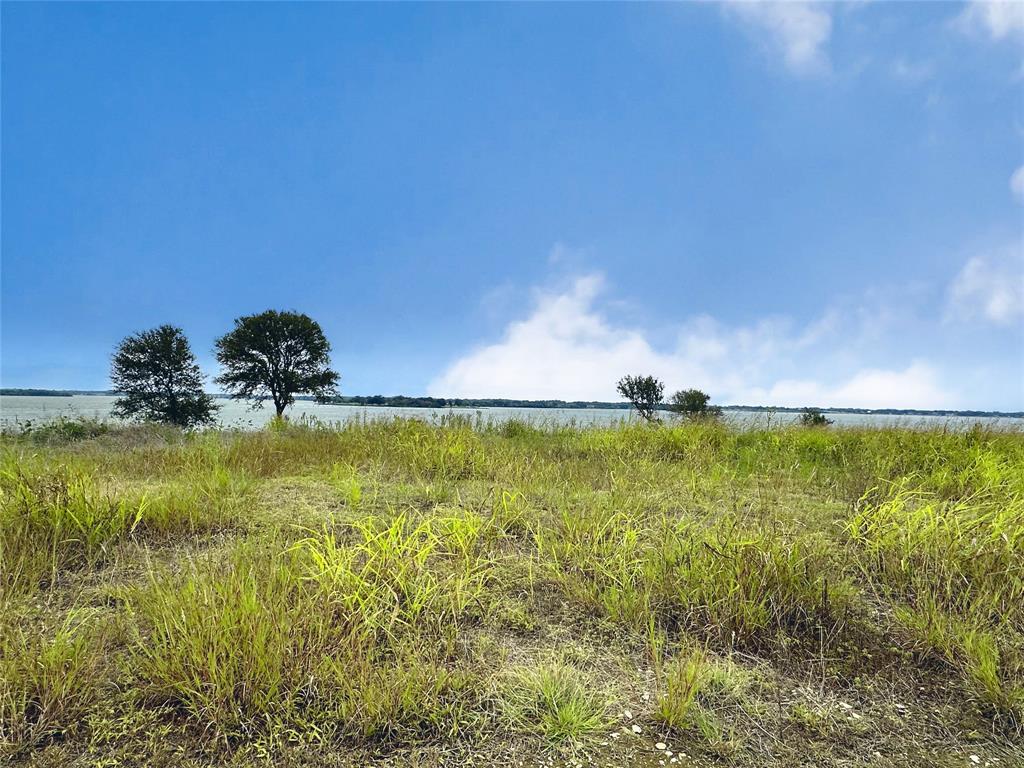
214,310,339,418
616,374,664,422
110,325,217,428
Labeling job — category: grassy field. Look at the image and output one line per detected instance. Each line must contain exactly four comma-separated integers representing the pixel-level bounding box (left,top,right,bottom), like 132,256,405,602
1,415,1022,767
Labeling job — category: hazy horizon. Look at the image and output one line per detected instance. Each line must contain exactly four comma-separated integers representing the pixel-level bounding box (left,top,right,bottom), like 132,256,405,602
2,388,1022,416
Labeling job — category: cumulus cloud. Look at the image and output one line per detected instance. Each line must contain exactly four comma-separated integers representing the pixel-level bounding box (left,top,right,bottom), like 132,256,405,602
753,362,952,410
724,1,833,75
1012,165,1024,201
429,274,673,401
956,0,1024,41
428,272,956,409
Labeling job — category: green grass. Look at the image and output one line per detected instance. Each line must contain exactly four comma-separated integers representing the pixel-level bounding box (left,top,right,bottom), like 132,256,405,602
500,662,610,741
0,612,103,751
1,416,1023,766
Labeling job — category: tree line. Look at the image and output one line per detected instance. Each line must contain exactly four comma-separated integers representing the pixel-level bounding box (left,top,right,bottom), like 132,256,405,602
330,395,639,410
110,310,338,428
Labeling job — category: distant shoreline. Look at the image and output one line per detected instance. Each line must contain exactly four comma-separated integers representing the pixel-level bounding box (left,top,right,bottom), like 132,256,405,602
2,388,1021,419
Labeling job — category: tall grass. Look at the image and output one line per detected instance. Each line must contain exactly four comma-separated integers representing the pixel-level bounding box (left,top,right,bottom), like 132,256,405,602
129,509,493,744
850,480,1024,720
1,416,1021,759
0,612,103,754
535,506,845,647
0,451,248,596
0,457,147,594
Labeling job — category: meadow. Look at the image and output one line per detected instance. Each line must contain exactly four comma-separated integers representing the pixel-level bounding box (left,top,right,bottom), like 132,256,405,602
1,415,1022,767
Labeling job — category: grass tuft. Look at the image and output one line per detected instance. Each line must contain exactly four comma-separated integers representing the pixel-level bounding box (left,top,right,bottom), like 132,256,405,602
501,663,610,742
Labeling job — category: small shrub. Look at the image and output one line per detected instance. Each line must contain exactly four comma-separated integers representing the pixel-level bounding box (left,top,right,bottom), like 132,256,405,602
616,375,664,423
799,408,832,428
8,417,110,445
497,418,539,441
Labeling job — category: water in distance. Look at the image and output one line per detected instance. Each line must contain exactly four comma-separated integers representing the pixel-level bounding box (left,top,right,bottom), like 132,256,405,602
1,395,1021,431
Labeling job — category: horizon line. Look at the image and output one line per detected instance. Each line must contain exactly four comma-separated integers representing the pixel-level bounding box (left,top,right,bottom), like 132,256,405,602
1,388,1021,418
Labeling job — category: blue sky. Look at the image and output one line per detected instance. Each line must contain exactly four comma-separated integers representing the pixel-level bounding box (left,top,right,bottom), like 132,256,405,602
2,1,1022,409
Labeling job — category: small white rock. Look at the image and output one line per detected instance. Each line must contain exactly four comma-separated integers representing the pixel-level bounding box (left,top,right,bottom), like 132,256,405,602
970,758,980,765
655,742,667,751
631,724,642,734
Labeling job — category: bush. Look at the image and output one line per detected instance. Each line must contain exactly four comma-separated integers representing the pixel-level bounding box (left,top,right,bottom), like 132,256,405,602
799,408,832,428
6,417,110,444
616,375,664,422
668,389,723,420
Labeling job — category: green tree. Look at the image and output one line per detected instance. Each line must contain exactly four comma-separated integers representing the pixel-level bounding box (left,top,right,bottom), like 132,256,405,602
668,388,722,420
616,375,664,422
799,407,833,427
110,325,217,428
214,310,339,418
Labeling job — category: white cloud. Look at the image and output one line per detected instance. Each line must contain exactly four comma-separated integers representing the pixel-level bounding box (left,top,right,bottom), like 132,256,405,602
1012,165,1024,201
956,0,1024,41
947,246,1024,326
756,362,952,410
429,272,956,409
725,1,833,76
429,274,673,401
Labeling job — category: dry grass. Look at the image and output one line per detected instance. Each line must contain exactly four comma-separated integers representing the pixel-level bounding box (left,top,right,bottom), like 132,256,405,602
1,416,1022,766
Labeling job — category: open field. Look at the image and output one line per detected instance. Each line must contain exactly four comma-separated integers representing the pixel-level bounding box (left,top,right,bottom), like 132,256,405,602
2,416,1023,767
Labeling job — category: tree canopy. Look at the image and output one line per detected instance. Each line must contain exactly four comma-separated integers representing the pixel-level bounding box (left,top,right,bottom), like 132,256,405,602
214,310,339,417
668,388,723,420
800,407,833,427
110,325,217,428
616,375,664,422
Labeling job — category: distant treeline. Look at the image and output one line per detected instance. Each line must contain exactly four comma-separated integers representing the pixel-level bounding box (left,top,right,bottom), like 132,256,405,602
327,396,1022,418
327,395,636,410
2,388,1020,418
0,388,99,397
